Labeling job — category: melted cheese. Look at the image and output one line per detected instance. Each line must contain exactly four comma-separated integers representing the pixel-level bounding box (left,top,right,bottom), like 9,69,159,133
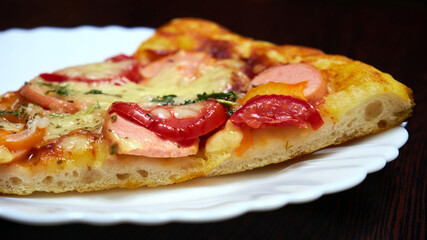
55,135,109,171
0,146,14,163
0,122,24,132
45,111,105,140
205,121,243,154
56,60,134,79
37,58,246,142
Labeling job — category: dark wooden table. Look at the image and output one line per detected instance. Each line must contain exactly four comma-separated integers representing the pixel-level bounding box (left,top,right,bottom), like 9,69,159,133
0,0,425,239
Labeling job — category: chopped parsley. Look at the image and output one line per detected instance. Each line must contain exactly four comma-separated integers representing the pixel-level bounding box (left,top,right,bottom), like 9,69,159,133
111,115,118,122
189,91,237,115
109,144,118,155
84,89,121,98
86,101,101,114
37,82,53,87
0,110,19,117
45,86,71,96
151,91,238,115
85,89,103,95
0,104,30,120
180,91,237,106
151,94,177,105
195,91,237,102
50,113,71,117
40,81,71,96
216,99,237,106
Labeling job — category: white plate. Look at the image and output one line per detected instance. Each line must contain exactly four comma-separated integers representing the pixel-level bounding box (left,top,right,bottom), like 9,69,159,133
0,26,408,225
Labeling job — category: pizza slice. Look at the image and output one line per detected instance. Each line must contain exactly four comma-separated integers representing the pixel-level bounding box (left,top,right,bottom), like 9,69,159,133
0,18,414,195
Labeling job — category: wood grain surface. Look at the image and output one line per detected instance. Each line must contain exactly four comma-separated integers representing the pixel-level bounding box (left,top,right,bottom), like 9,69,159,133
0,0,425,239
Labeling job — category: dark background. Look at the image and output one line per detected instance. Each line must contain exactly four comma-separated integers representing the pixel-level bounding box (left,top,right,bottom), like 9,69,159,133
0,0,426,239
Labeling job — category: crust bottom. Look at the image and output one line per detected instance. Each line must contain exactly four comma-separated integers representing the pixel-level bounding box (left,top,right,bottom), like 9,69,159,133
0,153,223,195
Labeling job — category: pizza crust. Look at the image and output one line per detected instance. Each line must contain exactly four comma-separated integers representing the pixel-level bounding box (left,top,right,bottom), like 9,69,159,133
206,53,413,176
206,92,412,177
0,148,225,195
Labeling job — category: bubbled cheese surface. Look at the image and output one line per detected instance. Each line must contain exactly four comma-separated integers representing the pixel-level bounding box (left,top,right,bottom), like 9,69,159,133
36,58,246,141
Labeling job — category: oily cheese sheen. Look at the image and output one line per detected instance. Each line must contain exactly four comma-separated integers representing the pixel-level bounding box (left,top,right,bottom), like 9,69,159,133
0,18,414,195
19,57,245,141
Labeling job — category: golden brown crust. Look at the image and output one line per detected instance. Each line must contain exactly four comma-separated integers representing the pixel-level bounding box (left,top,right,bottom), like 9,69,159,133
205,53,414,176
134,18,323,67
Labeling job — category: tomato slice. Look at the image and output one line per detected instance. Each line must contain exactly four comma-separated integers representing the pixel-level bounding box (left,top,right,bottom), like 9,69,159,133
108,100,229,140
105,54,135,62
39,58,141,84
230,95,324,130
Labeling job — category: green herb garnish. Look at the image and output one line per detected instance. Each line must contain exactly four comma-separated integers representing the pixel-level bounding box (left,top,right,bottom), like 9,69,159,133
151,94,177,105
111,115,117,122
109,144,118,155
45,86,71,96
39,81,71,96
216,99,237,106
86,101,101,114
194,91,237,103
151,91,238,115
185,91,237,115
216,99,237,116
183,99,196,105
84,89,121,98
38,82,53,87
0,104,30,120
85,89,103,95
0,110,19,117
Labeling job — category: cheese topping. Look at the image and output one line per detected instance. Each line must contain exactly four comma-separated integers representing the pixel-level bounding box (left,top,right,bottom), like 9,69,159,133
56,60,135,80
30,57,248,143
